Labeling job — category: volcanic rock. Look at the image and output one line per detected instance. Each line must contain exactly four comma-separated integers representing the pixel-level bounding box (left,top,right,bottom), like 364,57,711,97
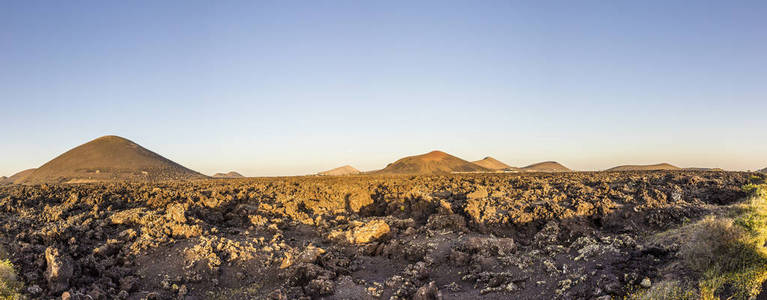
640,277,652,288
45,247,73,293
413,281,442,300
330,220,390,244
0,171,755,299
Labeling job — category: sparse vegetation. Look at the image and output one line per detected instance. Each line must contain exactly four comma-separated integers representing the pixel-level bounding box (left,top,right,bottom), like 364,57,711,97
0,259,22,299
627,280,698,300
632,176,767,299
691,181,767,299
687,217,767,299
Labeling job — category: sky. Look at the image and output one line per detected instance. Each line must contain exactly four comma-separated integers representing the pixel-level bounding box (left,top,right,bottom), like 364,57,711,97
1,1,766,176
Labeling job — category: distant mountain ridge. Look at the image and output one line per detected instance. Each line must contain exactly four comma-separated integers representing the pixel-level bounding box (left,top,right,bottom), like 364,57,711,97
606,163,680,172
521,161,571,172
6,136,756,179
18,135,206,184
318,165,361,176
472,157,516,170
212,171,245,178
684,167,724,171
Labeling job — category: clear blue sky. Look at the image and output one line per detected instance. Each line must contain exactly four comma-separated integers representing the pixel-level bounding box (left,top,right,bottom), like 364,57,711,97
1,1,766,176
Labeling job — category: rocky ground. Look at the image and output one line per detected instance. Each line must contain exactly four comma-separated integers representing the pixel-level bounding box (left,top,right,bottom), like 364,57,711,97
0,171,756,299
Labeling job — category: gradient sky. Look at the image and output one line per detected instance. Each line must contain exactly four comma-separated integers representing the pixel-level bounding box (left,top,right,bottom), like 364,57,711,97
1,1,766,176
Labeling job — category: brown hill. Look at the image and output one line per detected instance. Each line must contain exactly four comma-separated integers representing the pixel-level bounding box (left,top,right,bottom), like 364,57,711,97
5,168,37,185
212,171,245,178
521,161,571,172
759,167,767,174
318,165,361,176
472,157,516,170
374,150,490,175
19,135,207,184
606,163,680,172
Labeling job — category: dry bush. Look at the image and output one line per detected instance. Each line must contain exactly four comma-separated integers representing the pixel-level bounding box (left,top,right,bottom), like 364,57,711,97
0,259,22,299
678,184,767,299
627,280,697,300
680,217,749,274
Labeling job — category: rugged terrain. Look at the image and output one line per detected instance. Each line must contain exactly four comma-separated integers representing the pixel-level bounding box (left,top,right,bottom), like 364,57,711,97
0,171,759,299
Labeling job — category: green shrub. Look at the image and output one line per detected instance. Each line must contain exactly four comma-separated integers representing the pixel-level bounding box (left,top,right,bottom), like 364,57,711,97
681,217,752,274
743,184,759,195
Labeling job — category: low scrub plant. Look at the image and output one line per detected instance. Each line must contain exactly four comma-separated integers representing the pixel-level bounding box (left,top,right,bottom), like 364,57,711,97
681,182,767,299
626,280,698,300
630,179,767,299
0,259,22,299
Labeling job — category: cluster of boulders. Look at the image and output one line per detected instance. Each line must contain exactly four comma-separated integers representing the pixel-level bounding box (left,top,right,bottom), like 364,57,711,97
0,171,756,299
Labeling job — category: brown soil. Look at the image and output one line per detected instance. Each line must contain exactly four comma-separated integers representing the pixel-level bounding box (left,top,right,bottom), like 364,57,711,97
18,136,207,185
606,163,680,171
374,151,489,175
0,171,755,299
521,161,571,172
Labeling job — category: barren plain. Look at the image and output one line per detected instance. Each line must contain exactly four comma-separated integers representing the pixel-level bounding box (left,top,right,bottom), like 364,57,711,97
0,171,761,299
